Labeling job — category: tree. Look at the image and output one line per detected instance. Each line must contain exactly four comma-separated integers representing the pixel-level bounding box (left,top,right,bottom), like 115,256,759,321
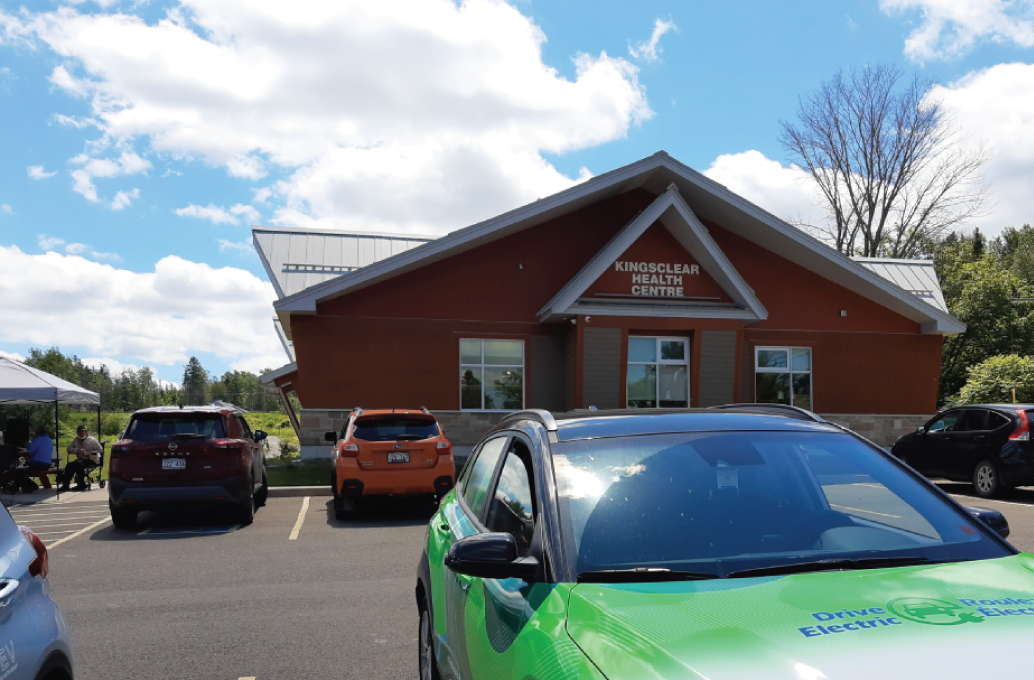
954,354,1034,405
780,63,990,258
182,356,209,405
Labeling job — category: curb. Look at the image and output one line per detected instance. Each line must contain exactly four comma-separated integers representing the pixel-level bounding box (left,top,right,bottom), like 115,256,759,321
269,486,333,497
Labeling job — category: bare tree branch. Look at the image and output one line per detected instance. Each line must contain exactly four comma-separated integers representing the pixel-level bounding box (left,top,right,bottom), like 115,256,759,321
780,64,990,259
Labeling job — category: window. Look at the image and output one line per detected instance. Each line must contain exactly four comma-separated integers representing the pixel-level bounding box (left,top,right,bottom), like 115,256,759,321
958,409,987,432
461,436,508,517
460,339,524,410
627,337,689,408
125,414,226,441
988,411,1011,430
927,411,960,433
485,442,535,556
352,417,440,442
755,347,812,410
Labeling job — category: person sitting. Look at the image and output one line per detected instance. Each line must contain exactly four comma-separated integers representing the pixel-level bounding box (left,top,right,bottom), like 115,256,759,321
7,426,54,494
60,425,102,492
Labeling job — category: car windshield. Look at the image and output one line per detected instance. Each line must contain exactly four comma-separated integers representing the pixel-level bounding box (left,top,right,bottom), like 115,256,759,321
125,414,226,441
352,417,440,442
553,431,1010,579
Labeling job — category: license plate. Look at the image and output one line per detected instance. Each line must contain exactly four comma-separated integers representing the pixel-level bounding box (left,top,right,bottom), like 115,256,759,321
387,452,409,464
162,459,186,470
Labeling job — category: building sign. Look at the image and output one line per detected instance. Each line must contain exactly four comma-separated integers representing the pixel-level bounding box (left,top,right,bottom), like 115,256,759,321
614,261,700,298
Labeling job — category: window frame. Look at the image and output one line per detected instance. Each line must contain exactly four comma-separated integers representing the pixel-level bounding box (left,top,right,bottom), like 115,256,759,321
483,440,538,556
459,338,525,412
754,346,814,410
457,434,512,527
625,335,691,409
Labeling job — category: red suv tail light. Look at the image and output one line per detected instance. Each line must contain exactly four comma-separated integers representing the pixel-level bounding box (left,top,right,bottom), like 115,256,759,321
437,439,452,455
19,527,49,579
212,439,242,451
340,442,359,458
1011,411,1030,441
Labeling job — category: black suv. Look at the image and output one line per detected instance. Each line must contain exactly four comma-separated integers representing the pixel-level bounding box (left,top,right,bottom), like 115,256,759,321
108,405,268,528
891,404,1034,498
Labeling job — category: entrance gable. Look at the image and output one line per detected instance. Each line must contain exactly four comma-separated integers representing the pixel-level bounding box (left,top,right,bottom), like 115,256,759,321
538,184,767,322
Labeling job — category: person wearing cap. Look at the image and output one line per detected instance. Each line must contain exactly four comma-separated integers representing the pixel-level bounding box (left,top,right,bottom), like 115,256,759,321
60,425,101,491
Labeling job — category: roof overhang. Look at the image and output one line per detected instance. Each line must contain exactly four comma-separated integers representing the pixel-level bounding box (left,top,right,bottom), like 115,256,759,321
259,362,297,386
273,151,965,335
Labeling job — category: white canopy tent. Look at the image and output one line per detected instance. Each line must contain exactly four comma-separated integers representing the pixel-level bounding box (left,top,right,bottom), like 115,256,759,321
0,357,101,465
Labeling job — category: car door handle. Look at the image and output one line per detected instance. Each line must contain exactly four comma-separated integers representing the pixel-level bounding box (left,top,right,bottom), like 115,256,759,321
974,436,986,442
0,578,18,604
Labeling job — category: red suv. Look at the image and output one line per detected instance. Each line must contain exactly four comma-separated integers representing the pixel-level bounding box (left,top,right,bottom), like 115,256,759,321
108,405,268,529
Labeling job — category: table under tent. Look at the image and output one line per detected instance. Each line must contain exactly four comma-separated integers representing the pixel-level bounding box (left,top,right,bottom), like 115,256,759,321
0,357,101,494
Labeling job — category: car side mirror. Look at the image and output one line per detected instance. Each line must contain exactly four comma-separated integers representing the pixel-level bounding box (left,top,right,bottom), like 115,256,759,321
916,426,926,435
253,430,267,441
966,506,1010,539
445,532,539,581
324,431,337,443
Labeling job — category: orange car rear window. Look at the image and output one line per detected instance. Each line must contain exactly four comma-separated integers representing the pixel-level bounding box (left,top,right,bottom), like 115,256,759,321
353,417,440,442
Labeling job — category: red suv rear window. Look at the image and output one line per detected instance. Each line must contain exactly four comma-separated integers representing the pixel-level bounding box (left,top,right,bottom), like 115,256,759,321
353,417,439,442
126,414,227,441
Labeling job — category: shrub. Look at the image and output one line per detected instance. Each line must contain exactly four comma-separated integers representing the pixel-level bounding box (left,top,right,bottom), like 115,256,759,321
953,354,1034,405
278,440,299,464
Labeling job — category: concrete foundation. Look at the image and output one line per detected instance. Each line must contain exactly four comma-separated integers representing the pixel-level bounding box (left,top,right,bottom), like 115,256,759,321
295,408,928,458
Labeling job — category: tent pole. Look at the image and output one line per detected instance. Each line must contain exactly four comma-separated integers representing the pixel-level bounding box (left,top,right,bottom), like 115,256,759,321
55,400,60,501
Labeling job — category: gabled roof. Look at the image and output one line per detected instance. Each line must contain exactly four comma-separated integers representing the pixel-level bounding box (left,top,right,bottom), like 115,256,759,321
538,184,768,322
273,151,965,336
253,225,436,299
853,257,948,313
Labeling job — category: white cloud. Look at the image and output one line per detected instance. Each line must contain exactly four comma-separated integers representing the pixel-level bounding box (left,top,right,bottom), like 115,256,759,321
229,203,260,223
0,245,284,371
79,357,178,387
217,238,256,259
28,165,57,179
1,204,11,215
175,203,239,225
629,18,677,62
38,234,65,250
0,350,26,362
880,0,1034,61
7,0,651,234
110,187,139,210
934,62,1034,233
703,150,828,228
64,242,88,255
69,151,152,202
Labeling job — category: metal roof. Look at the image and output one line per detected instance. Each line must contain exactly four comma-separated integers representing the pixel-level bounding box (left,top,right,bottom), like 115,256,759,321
852,258,948,313
252,225,437,299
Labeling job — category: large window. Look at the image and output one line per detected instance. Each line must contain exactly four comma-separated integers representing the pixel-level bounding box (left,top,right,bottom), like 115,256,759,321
755,346,812,410
627,336,689,408
460,339,524,410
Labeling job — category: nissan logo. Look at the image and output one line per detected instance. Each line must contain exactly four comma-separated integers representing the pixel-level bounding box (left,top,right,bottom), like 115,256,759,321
168,442,178,451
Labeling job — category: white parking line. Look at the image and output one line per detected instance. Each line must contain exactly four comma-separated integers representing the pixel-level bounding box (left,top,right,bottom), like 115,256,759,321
10,509,111,520
289,497,310,540
45,517,112,549
950,495,1034,509
18,520,111,529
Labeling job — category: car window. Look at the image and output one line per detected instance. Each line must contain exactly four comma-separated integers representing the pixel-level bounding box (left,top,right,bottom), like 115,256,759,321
125,414,227,441
462,436,508,518
237,415,253,439
989,411,1012,430
958,409,987,432
352,417,440,442
484,440,535,556
552,431,1010,578
927,411,960,432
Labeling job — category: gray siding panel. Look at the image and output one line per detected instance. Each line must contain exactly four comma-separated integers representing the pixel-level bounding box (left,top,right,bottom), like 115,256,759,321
698,330,737,407
530,336,565,411
582,327,621,409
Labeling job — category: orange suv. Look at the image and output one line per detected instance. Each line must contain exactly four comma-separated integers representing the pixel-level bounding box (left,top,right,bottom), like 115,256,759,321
326,408,454,519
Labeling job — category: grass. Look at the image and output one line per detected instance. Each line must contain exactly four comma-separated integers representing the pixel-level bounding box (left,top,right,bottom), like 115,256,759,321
265,459,333,487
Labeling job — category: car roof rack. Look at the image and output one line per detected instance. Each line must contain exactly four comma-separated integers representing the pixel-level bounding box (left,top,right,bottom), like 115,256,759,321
419,406,431,414
498,409,558,432
708,403,826,423
351,407,363,416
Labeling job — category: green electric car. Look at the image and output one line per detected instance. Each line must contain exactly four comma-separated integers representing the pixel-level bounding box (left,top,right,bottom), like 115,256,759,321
416,406,1033,680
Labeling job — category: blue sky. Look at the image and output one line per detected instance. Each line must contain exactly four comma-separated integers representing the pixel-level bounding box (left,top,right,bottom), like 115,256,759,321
1,0,1032,386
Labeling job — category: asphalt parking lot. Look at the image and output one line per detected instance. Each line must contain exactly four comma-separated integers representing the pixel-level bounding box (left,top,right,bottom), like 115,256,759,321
8,494,435,680
7,479,1034,680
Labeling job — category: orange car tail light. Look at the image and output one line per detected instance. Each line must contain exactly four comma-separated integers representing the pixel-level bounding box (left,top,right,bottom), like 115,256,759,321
341,442,360,457
436,439,452,455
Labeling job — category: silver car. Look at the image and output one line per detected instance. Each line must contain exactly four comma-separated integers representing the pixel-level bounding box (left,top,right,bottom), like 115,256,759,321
0,503,73,680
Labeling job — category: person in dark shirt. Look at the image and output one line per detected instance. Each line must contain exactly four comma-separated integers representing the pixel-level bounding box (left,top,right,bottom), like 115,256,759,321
6,426,54,493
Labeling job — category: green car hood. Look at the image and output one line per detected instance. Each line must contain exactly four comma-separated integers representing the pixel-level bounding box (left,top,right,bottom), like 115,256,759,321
567,554,1034,679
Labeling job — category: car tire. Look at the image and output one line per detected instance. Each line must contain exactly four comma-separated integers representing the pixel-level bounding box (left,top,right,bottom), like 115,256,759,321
235,477,256,525
973,459,1002,499
331,470,338,498
334,493,358,521
255,470,269,507
109,503,138,530
418,594,441,680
